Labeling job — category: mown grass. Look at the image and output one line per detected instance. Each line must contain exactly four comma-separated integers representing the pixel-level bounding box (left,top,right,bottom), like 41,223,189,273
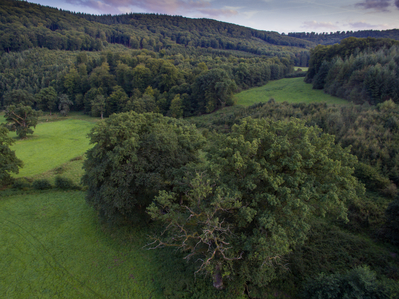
0,191,241,298
234,77,348,106
0,191,164,298
10,119,95,178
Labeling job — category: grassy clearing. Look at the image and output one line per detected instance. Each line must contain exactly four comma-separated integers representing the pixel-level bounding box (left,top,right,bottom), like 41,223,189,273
234,77,348,106
0,191,236,298
0,191,163,298
294,66,308,71
10,119,95,178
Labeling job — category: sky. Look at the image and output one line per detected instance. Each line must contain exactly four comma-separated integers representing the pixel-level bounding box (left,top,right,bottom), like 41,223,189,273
29,0,399,33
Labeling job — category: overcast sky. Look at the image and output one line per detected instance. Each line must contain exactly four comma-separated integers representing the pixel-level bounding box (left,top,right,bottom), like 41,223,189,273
29,0,399,33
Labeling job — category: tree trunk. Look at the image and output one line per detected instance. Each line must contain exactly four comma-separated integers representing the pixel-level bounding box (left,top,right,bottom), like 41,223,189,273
213,264,224,290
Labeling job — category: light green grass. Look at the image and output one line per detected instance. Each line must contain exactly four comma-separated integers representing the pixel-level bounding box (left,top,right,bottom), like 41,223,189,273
11,119,95,178
0,191,164,298
234,77,348,106
294,66,308,71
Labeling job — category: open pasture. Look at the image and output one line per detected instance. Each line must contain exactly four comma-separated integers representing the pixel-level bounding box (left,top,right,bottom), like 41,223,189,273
0,191,232,298
234,77,348,106
10,118,95,178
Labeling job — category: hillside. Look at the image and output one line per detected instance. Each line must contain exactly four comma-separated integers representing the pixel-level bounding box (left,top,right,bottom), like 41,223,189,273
0,0,312,61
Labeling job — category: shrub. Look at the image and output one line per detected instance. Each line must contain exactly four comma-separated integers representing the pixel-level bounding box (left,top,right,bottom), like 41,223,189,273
32,179,52,190
300,266,390,299
12,178,31,190
383,199,399,246
55,176,78,190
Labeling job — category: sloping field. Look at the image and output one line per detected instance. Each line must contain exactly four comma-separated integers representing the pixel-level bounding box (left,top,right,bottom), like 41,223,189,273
10,119,95,177
234,77,348,106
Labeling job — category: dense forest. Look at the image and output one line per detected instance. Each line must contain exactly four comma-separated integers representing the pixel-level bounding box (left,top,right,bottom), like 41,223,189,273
288,29,399,45
306,37,399,105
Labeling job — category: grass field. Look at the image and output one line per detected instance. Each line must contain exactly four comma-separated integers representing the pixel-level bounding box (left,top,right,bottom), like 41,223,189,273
10,118,95,178
234,77,348,106
0,191,164,298
0,191,236,298
294,66,308,71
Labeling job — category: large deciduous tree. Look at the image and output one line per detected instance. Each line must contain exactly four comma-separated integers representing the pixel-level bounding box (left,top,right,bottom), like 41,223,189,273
147,118,363,294
82,111,205,225
0,126,23,185
193,69,236,113
4,104,40,139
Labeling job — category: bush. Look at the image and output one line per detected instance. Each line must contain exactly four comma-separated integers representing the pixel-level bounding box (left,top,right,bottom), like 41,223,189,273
300,266,390,299
55,176,78,190
383,199,399,246
12,178,31,190
32,179,52,190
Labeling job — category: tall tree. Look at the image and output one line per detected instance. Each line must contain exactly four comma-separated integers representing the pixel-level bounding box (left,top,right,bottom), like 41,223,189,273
35,87,57,115
0,126,23,185
58,94,73,116
4,104,39,139
91,95,106,119
82,111,205,225
148,118,363,293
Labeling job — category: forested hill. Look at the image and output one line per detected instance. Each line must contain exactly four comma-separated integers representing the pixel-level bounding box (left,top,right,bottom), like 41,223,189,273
0,0,312,55
288,29,399,45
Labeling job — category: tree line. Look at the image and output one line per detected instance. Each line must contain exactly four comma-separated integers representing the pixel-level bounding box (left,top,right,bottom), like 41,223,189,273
0,47,292,119
305,37,399,105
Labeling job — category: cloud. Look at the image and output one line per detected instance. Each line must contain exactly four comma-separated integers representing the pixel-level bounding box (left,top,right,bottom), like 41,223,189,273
395,0,399,8
66,0,238,17
301,20,340,31
355,0,391,12
348,21,379,29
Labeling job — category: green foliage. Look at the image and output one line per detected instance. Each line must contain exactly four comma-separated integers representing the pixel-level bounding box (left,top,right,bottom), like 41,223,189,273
306,38,399,105
148,118,363,292
12,177,31,190
32,179,53,190
58,94,73,116
0,126,23,184
82,111,205,225
383,199,399,246
300,266,391,299
35,87,57,114
55,176,78,190
4,104,40,138
90,94,106,119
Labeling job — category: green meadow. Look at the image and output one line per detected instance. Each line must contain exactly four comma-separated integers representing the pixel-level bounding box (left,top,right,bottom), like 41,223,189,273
234,77,348,106
0,114,235,299
10,117,95,178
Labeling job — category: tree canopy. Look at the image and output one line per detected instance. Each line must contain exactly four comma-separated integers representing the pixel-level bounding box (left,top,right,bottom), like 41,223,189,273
82,111,205,225
147,118,363,294
0,126,23,184
4,104,40,138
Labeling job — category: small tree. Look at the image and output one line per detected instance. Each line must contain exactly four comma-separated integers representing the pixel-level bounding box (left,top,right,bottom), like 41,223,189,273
148,118,363,292
0,126,23,185
58,94,73,116
169,94,183,118
91,95,106,119
4,104,40,138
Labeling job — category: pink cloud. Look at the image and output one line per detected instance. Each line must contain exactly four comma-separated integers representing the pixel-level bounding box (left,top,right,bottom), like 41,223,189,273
66,0,237,17
301,21,340,31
